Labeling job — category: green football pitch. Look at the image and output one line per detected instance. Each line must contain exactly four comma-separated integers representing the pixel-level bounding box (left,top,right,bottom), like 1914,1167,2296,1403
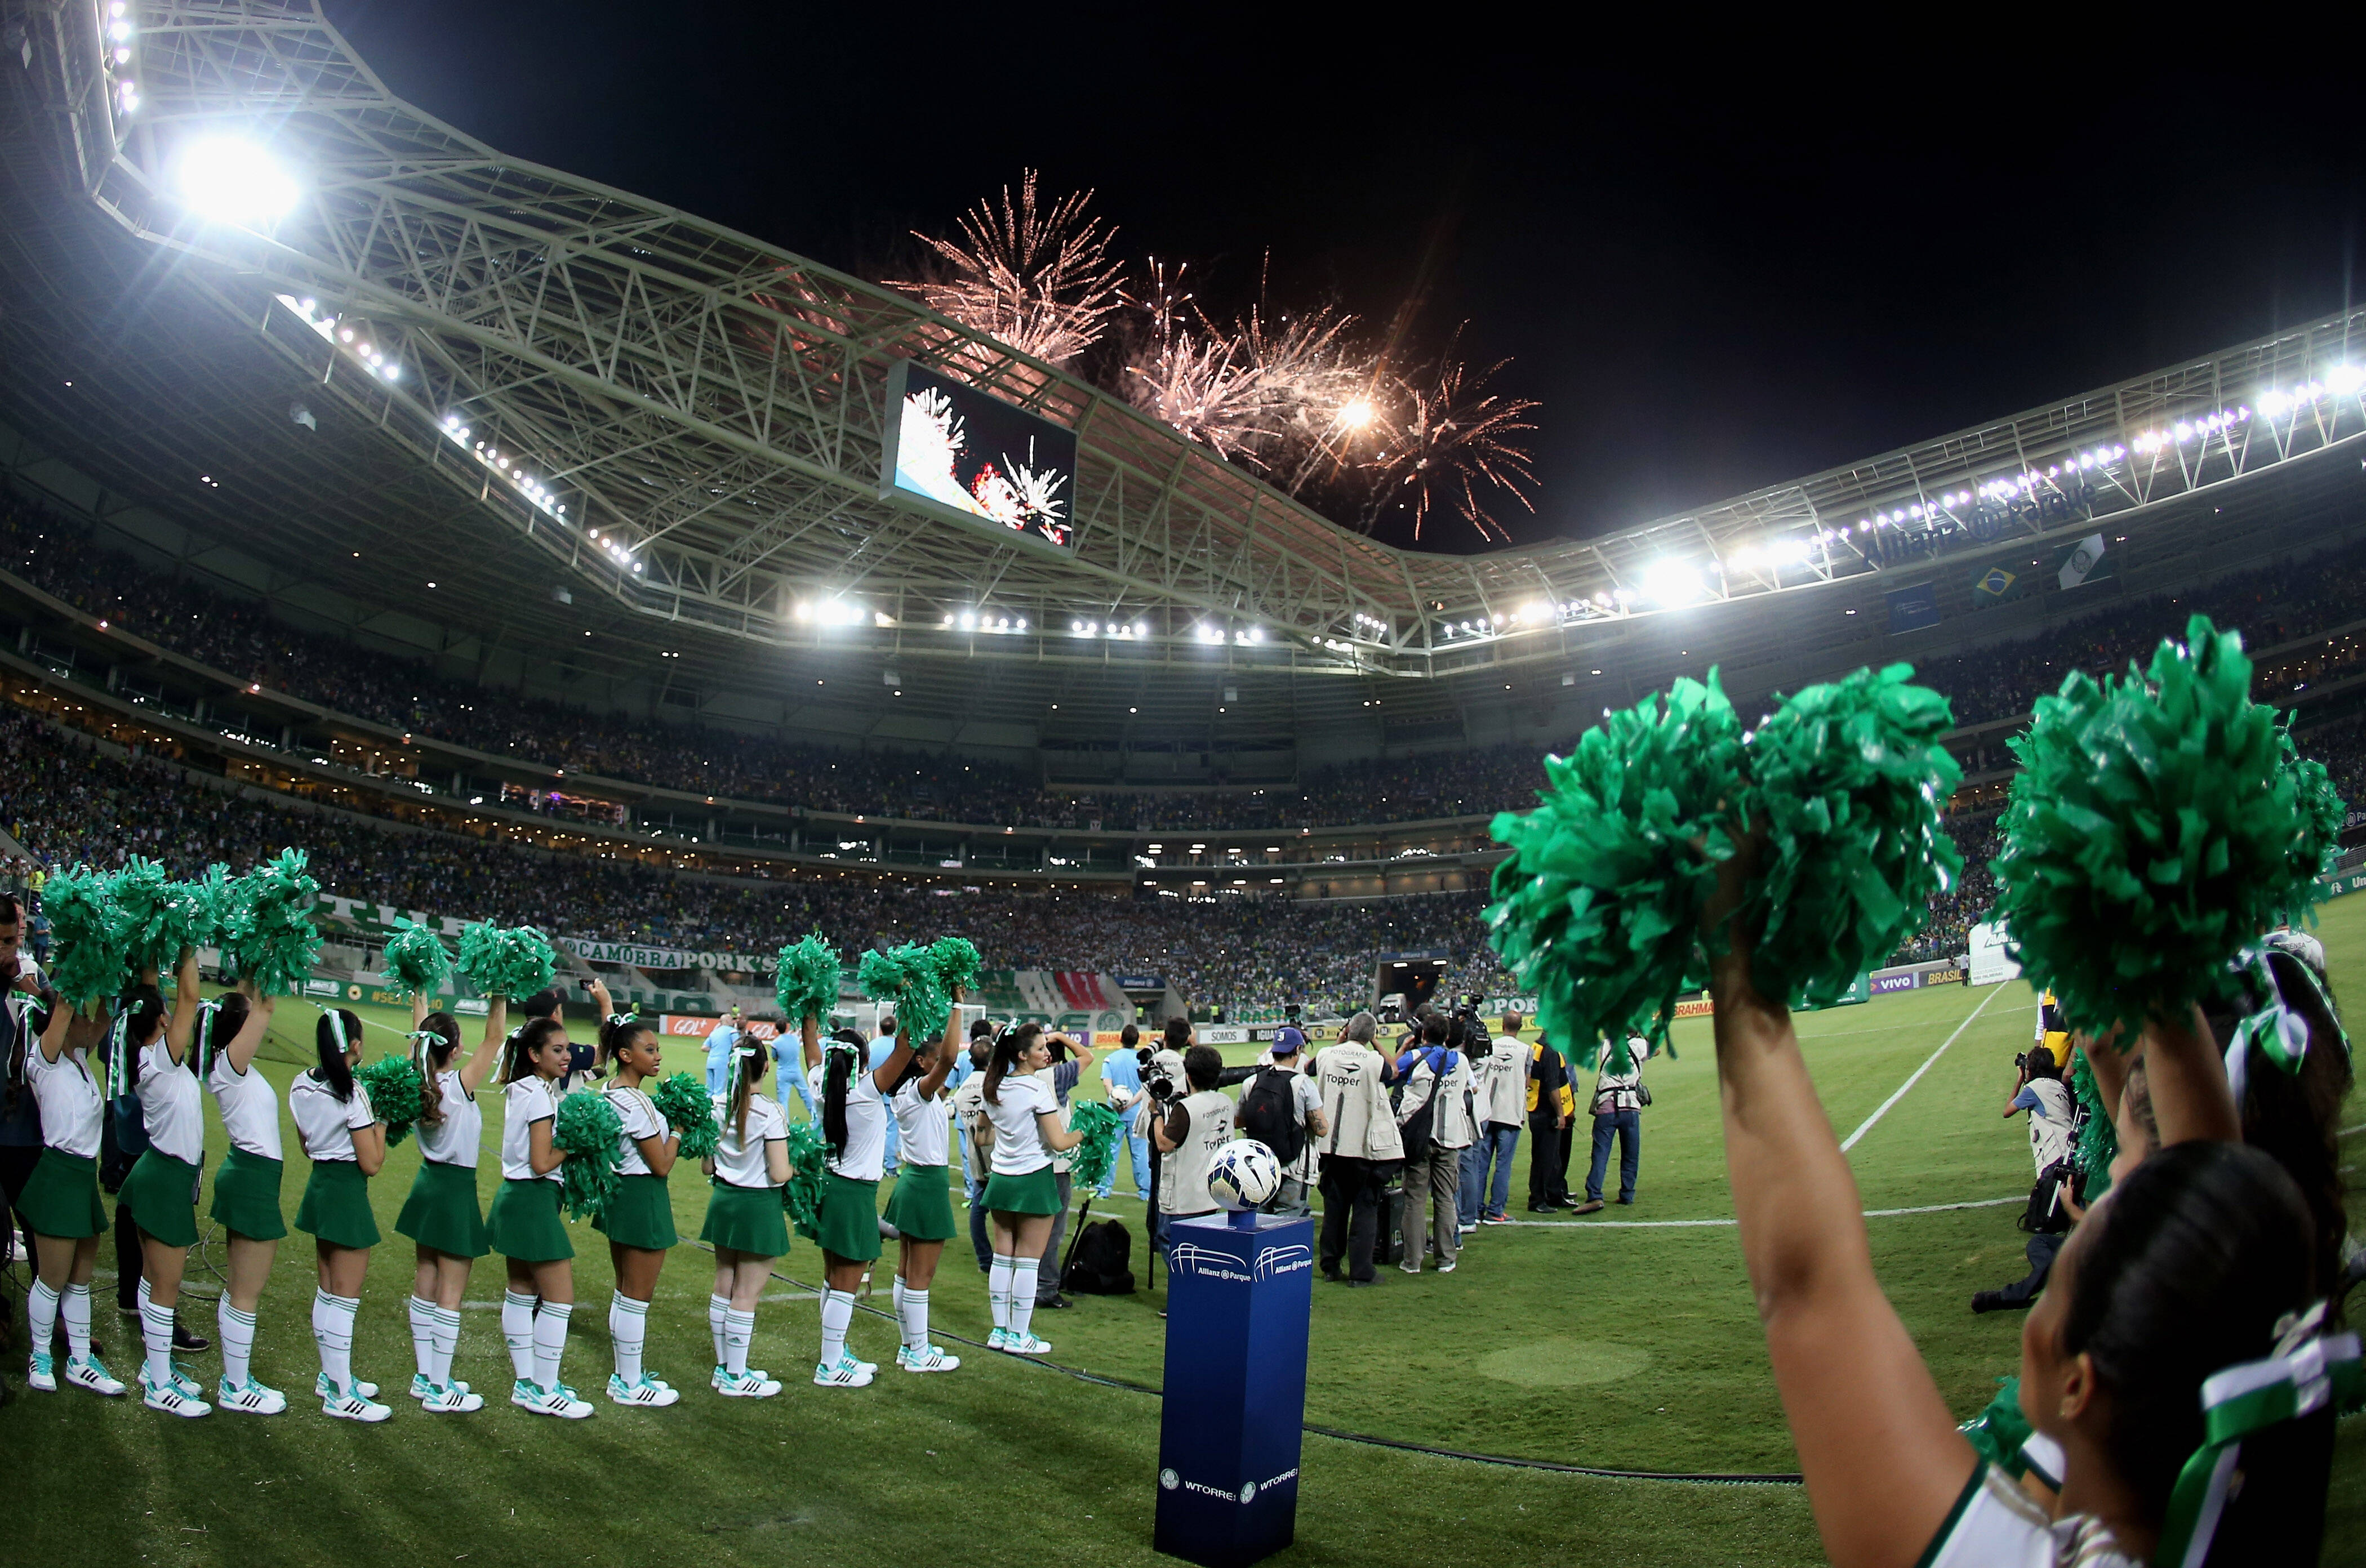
9,909,2362,1567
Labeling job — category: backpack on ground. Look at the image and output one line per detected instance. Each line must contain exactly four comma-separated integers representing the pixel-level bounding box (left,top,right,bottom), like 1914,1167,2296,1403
1061,1218,1135,1295
1237,1066,1306,1169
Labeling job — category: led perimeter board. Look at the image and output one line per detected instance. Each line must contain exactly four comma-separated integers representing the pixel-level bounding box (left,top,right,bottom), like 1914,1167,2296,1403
879,361,1079,550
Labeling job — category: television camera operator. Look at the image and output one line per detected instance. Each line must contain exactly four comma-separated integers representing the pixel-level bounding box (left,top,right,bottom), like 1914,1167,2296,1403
1137,1018,1260,1277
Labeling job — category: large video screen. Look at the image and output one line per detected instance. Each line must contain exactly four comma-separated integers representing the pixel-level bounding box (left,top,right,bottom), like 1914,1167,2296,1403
880,362,1078,550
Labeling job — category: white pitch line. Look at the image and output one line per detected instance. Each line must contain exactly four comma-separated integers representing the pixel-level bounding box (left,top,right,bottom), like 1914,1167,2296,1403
1491,1195,2022,1230
1838,983,2007,1153
2338,1122,2366,1138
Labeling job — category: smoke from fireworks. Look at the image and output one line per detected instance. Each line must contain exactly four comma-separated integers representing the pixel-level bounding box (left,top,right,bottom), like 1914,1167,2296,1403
892,170,1125,369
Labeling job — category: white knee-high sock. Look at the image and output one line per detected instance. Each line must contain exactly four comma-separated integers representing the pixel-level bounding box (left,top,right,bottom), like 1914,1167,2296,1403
501,1290,538,1380
609,1291,645,1383
429,1306,460,1387
141,1285,176,1387
988,1254,1014,1330
407,1295,437,1379
901,1286,930,1350
1008,1260,1040,1342
314,1290,358,1392
818,1289,854,1367
530,1300,571,1391
61,1282,92,1359
724,1307,754,1375
891,1275,906,1337
708,1293,731,1367
219,1299,257,1387
28,1280,59,1359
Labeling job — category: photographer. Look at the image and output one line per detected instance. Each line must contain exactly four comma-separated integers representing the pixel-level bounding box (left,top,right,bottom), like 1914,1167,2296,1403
1393,1015,1473,1273
1311,1013,1402,1285
1151,1041,1236,1262
1237,1026,1324,1215
1573,1033,1649,1214
1467,1010,1525,1226
2004,1043,2073,1177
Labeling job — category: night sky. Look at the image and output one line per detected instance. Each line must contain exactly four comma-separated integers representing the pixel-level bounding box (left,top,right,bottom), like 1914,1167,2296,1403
321,3,2365,554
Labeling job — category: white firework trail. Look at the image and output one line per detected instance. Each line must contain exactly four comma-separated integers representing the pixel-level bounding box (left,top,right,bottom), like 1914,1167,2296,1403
892,171,1125,368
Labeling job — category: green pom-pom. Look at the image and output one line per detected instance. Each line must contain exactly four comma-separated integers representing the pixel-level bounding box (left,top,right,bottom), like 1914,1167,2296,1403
651,1071,719,1161
1484,674,1745,1050
456,923,557,1000
108,858,178,974
926,936,982,996
2279,730,2346,891
2070,1050,2116,1204
379,919,453,999
772,934,843,1024
42,863,130,1007
1065,1099,1126,1192
1743,665,1965,1009
160,866,236,968
1959,1377,2034,1479
221,848,323,999
1991,616,2322,1037
354,1054,426,1147
552,1090,622,1220
781,1119,828,1242
858,944,950,1047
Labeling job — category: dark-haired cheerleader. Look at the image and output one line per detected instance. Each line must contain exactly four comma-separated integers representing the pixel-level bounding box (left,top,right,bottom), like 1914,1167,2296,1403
288,1008,390,1422
393,990,509,1413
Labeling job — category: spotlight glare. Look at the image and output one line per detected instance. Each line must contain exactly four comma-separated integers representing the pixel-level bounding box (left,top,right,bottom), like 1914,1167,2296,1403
175,137,301,225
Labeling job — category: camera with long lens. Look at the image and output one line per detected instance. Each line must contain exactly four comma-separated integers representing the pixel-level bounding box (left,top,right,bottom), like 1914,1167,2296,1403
1139,1045,1177,1104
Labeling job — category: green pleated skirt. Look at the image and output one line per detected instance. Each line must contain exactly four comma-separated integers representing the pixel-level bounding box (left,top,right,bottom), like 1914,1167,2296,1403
210,1148,287,1241
119,1149,202,1248
19,1148,108,1240
817,1171,881,1262
699,1179,787,1259
592,1172,677,1251
295,1159,381,1250
882,1163,957,1242
395,1160,489,1259
487,1177,572,1262
983,1165,1060,1217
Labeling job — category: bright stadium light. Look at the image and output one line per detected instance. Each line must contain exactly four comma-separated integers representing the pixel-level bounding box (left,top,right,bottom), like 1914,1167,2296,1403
2328,364,2364,395
1642,558,1705,607
176,137,301,225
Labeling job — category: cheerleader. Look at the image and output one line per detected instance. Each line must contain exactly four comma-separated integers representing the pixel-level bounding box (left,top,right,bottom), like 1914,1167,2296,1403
809,1014,921,1388
592,1013,682,1407
15,986,128,1397
880,1001,964,1373
697,1026,789,1398
485,1017,593,1419
104,975,214,1417
980,1023,1083,1355
392,991,509,1414
288,1008,391,1422
187,969,282,1415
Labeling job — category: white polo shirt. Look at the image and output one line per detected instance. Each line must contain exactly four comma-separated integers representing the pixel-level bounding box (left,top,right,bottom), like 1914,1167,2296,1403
135,1039,205,1165
501,1076,561,1182
289,1072,377,1162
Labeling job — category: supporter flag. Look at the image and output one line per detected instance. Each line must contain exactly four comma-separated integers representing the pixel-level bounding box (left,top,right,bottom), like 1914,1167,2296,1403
2055,532,2112,591
1971,565,2017,605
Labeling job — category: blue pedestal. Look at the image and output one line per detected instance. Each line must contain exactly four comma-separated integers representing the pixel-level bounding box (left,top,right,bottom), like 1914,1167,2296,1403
1154,1210,1314,1567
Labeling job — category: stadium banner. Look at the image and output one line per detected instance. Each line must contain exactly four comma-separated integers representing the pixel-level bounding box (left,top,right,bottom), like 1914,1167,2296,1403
1671,997,1715,1019
1972,565,2018,606
1968,920,2020,985
2055,532,2113,591
1885,581,1942,634
1865,964,1966,995
1800,973,1873,1010
1197,1026,1251,1046
659,1015,782,1040
2314,866,2366,899
1480,996,1541,1018
1114,975,1163,991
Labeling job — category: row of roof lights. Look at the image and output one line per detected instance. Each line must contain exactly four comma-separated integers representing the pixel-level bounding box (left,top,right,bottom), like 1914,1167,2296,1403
1071,618,1150,638
107,5,137,114
275,296,403,384
945,609,1029,634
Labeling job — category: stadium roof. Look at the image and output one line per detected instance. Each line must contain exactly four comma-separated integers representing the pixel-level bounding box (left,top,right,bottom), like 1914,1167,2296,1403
3,3,2365,754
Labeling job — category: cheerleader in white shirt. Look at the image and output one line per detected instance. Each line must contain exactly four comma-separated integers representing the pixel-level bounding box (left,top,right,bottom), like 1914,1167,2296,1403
485,1017,593,1419
288,1008,392,1422
879,1003,964,1373
185,965,283,1415
697,1026,791,1398
591,1014,682,1407
105,977,214,1418
980,1023,1084,1355
15,985,128,1398
391,991,508,1414
808,1020,915,1387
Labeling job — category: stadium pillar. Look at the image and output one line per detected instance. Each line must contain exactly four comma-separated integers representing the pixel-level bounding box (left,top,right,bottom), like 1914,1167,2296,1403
1153,1211,1313,1567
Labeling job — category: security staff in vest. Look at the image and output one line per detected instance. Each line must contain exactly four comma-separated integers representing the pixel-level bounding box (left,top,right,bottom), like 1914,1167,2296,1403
1312,1012,1403,1285
1151,1044,1235,1266
1573,1034,1648,1214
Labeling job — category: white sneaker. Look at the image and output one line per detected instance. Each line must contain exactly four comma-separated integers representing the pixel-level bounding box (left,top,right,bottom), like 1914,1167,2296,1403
608,1373,679,1407
1457,1223,1478,1236
217,1377,288,1414
1000,1333,1052,1356
1438,1259,1457,1273
142,1368,212,1418
713,1367,781,1398
813,1355,874,1388
322,1384,392,1422
987,1327,1010,1350
26,1352,56,1392
897,1344,960,1373
421,1383,484,1414
512,1380,594,1419
408,1371,467,1400
64,1355,126,1396
1399,1262,1422,1274
317,1372,380,1401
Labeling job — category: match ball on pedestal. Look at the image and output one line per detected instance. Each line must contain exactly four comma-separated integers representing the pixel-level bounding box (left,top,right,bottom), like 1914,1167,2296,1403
1207,1138,1283,1211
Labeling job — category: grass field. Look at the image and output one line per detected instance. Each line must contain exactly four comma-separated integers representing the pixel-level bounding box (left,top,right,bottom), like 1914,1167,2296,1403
8,905,2363,1567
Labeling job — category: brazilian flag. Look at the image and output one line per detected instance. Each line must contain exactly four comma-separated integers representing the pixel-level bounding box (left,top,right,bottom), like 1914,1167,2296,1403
1972,565,2017,605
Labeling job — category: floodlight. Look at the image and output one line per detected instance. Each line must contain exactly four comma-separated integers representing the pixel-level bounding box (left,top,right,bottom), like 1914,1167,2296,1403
176,137,301,225
2327,364,2364,395
1642,558,1704,607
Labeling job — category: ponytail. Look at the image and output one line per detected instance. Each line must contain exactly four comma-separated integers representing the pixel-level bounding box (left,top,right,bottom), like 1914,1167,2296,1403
980,1022,1037,1106
104,982,167,1098
821,1029,863,1154
599,1012,652,1071
195,992,251,1079
410,1012,461,1125
723,1032,766,1143
501,1018,566,1084
314,1008,359,1103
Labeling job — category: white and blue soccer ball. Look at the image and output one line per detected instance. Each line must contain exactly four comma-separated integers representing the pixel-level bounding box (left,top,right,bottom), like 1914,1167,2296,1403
1207,1138,1282,1211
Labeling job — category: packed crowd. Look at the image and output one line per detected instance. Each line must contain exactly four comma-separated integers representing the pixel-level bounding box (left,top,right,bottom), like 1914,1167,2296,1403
8,481,2364,836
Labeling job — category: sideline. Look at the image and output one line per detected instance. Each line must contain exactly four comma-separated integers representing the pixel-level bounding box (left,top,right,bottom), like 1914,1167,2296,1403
1839,983,2007,1152
1493,1195,2020,1230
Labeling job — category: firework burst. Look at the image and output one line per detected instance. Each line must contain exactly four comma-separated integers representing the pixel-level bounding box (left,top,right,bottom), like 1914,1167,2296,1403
891,171,1124,369
1362,351,1539,544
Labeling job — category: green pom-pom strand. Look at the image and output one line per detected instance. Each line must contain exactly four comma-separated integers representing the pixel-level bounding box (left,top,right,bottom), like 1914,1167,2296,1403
379,919,453,1000
772,934,842,1025
781,1119,828,1242
1484,673,1745,1051
651,1071,719,1161
2279,729,2346,893
42,863,129,1007
1958,1377,2034,1479
1743,664,1964,1010
456,923,557,1001
2070,1049,2116,1204
1065,1099,1126,1193
223,848,322,999
552,1090,623,1220
926,936,982,996
858,944,951,1048
1990,616,2325,1039
354,1054,426,1148
107,858,177,974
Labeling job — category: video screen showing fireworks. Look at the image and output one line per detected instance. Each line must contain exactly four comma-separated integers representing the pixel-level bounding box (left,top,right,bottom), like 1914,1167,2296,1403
882,363,1078,549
